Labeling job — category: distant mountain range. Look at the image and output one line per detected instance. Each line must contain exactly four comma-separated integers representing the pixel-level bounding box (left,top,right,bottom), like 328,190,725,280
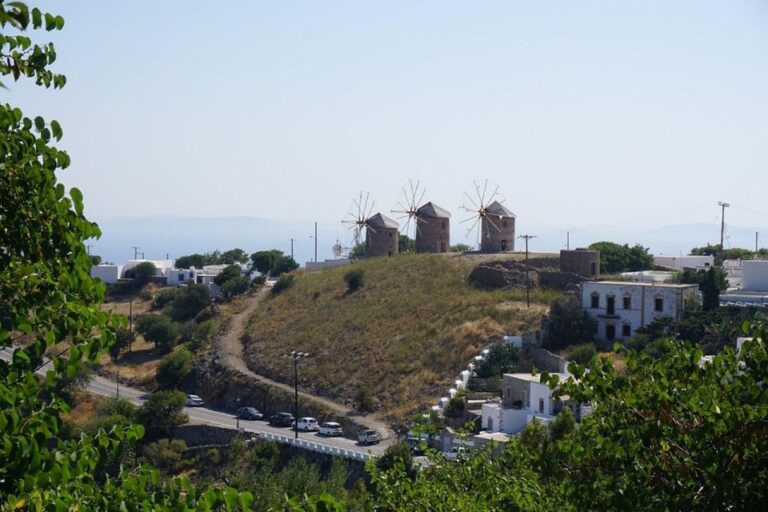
88,215,767,266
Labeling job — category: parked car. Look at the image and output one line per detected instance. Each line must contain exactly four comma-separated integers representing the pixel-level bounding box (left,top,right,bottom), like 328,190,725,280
269,412,295,427
296,417,319,432
318,422,343,437
186,394,204,407
236,407,263,420
443,445,469,461
357,429,381,445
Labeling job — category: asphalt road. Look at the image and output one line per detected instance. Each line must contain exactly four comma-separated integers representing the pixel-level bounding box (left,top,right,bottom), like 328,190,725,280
0,348,386,458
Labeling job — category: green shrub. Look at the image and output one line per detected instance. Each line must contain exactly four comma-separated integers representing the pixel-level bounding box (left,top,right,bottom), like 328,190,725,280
143,439,189,473
271,274,294,295
444,395,465,418
137,390,188,440
168,284,210,322
156,349,193,389
475,342,518,378
153,288,177,310
138,288,153,301
221,276,249,297
343,268,365,292
136,314,180,353
565,342,597,368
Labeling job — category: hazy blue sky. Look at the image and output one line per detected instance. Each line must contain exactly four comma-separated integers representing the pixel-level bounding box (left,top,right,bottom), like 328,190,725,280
9,1,768,251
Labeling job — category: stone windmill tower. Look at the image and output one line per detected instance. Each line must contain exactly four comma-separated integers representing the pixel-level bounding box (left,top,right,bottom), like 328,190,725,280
461,180,515,253
365,213,399,257
393,181,451,253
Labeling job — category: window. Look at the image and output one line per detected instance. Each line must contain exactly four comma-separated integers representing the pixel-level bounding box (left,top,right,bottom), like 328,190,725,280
622,324,631,337
655,297,664,312
591,293,599,308
178,274,184,282
623,295,631,309
590,262,597,276
606,296,615,315
606,324,616,341
388,232,392,238
539,398,544,413
442,221,446,230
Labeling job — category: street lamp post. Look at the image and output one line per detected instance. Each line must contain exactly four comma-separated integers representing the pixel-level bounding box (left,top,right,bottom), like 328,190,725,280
287,351,309,439
236,397,241,430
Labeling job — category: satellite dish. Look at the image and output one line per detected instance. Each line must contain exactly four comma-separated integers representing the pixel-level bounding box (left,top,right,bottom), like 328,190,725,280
332,240,344,258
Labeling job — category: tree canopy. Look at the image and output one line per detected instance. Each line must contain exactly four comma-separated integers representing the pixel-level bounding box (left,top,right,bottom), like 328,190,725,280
588,241,654,273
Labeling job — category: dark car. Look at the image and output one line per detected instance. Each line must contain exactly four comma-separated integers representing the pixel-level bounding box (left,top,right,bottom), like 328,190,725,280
236,407,263,420
269,412,295,427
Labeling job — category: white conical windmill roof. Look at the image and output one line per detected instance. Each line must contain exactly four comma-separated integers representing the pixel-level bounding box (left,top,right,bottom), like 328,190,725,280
417,202,451,219
367,213,399,230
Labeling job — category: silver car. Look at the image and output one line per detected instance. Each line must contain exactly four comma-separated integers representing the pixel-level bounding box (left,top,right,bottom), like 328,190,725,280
318,422,343,436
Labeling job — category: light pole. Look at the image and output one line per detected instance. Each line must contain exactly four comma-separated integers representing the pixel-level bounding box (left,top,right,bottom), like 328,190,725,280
287,351,309,439
236,397,241,430
718,201,730,250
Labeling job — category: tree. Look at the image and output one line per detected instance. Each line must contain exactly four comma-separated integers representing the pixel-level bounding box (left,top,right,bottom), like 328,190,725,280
133,261,157,286
251,250,282,274
399,234,415,253
221,275,250,297
450,243,473,252
213,263,242,286
136,314,179,352
167,283,209,322
272,255,298,276
588,241,653,273
174,253,205,269
88,254,102,266
701,266,720,311
137,390,189,439
543,295,597,350
348,242,366,259
156,348,193,388
221,248,249,264
0,4,252,509
343,268,365,292
474,342,519,378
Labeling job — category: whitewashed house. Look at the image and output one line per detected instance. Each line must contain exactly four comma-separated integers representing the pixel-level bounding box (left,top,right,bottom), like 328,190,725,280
481,372,583,435
90,264,124,284
582,281,698,342
654,255,714,270
165,268,197,286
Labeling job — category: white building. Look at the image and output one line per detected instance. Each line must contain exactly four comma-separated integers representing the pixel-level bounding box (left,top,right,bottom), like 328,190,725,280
654,255,714,270
90,264,124,284
582,281,698,341
165,268,198,286
481,372,581,435
742,260,768,291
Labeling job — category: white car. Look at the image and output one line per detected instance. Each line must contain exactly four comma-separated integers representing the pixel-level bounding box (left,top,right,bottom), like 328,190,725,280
318,422,343,437
296,417,319,432
186,394,204,407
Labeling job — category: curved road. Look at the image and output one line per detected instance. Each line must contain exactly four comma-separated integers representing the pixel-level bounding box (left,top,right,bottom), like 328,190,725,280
0,348,386,459
215,287,395,442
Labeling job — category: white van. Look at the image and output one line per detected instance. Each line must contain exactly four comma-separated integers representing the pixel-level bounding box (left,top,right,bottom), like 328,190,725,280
296,417,319,432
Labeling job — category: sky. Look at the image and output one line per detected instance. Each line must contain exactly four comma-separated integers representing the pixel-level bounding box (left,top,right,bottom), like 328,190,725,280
7,1,768,258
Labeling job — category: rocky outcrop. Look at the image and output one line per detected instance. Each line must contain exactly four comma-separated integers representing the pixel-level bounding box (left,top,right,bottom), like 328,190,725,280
468,260,584,292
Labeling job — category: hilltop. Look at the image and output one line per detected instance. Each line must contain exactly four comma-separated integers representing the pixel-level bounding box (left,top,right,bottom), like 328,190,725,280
241,253,556,424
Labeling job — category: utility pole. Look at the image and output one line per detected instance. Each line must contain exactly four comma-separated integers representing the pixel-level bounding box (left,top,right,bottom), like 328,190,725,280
518,234,537,308
718,202,730,249
86,244,93,255
566,231,570,250
314,222,318,263
290,238,294,260
287,351,309,439
131,246,140,259
756,232,759,254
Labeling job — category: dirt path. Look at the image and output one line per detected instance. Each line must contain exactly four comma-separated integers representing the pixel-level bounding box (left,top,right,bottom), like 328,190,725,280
215,287,395,442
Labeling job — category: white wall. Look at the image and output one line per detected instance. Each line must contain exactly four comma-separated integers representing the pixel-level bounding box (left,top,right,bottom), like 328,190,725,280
529,382,555,415
654,255,714,270
91,264,123,284
481,403,529,434
742,260,768,291
166,268,197,286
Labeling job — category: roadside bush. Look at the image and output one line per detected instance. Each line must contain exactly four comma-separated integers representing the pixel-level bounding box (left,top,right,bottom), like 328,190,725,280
376,442,414,476
156,349,193,389
271,274,294,295
343,268,365,292
272,255,299,277
137,390,188,440
138,288,153,301
357,385,375,412
221,276,249,298
85,397,138,435
251,275,266,287
213,264,242,286
136,314,180,353
143,439,190,473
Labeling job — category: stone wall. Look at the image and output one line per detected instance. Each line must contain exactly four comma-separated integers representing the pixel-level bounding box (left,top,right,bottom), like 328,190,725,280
481,217,515,253
560,249,600,278
416,217,450,253
366,227,398,257
468,260,585,291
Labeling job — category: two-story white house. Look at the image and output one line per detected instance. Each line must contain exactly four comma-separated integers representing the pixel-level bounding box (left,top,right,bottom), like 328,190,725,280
581,281,698,342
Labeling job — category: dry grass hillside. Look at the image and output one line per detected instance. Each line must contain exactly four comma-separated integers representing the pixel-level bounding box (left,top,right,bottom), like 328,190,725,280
242,253,556,423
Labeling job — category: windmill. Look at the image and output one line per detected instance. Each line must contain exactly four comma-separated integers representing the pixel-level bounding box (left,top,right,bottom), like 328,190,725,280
391,179,426,240
342,192,377,246
460,180,515,252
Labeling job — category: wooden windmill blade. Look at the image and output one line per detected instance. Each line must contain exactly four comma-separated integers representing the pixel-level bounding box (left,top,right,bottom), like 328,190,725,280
391,179,425,240
460,179,505,246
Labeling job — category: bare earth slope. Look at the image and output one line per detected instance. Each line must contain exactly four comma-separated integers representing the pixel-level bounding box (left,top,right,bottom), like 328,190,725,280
242,254,552,424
